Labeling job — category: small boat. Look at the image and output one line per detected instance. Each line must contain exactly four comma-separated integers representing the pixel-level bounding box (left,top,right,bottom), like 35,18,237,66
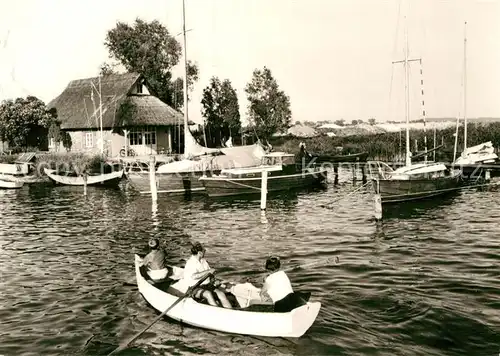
0,177,24,189
369,15,463,206
369,161,462,204
126,142,268,195
199,152,328,198
44,168,124,186
134,255,321,337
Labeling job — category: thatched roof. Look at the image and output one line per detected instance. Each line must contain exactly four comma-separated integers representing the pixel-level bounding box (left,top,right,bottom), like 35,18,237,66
119,95,183,126
48,72,183,130
287,124,319,138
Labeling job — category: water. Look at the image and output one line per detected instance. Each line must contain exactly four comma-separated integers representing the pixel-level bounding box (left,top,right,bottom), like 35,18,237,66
0,171,499,356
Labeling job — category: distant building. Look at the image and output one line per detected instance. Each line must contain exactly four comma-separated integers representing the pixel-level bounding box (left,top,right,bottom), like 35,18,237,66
47,72,189,156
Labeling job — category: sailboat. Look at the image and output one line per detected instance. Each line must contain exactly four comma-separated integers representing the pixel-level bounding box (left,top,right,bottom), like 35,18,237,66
368,16,462,205
125,0,267,195
450,22,499,180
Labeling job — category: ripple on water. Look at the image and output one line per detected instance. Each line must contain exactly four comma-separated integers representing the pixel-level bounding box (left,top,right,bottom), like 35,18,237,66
0,176,499,356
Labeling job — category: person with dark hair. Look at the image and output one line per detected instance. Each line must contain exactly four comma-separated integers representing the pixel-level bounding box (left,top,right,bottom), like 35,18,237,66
260,256,309,313
172,242,233,309
141,238,169,282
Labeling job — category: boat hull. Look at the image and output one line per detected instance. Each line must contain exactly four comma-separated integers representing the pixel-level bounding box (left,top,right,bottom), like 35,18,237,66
44,169,124,187
310,152,368,164
0,178,24,189
200,169,328,198
126,171,207,195
372,176,462,204
134,255,320,337
445,163,500,180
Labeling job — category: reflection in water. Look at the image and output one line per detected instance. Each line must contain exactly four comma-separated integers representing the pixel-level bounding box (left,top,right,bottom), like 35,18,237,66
381,193,461,220
0,171,499,356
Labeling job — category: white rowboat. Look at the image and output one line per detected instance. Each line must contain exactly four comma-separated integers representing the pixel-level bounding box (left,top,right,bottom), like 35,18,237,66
134,254,321,338
44,168,124,186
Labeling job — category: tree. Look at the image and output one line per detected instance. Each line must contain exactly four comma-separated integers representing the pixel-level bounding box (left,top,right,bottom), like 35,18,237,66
48,121,72,151
201,77,241,147
334,119,345,126
368,117,376,125
99,62,119,76
0,96,58,150
104,18,199,110
245,67,291,140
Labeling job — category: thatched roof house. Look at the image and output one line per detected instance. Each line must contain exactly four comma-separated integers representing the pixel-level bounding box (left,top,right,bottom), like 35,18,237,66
48,72,184,130
47,72,189,156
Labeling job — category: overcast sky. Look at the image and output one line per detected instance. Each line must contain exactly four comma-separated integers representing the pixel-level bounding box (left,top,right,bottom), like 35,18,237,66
0,0,498,125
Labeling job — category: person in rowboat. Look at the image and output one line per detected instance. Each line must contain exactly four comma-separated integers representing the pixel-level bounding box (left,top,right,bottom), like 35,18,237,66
172,242,233,309
260,256,310,313
141,238,170,282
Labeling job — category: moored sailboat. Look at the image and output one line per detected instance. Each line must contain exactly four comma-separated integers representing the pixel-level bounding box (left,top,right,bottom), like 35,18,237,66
200,152,328,198
448,22,500,180
368,16,462,205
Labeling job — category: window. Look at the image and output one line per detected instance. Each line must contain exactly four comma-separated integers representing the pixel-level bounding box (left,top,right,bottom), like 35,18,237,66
136,82,143,94
85,132,93,148
129,131,142,146
144,131,156,145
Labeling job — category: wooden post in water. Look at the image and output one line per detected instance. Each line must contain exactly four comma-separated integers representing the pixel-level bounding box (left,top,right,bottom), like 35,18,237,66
260,169,268,211
149,155,158,203
334,164,339,185
83,173,87,197
374,180,382,220
361,163,367,184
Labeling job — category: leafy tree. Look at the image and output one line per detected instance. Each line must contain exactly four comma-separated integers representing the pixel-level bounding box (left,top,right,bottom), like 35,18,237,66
334,119,345,126
245,67,291,140
201,77,241,147
0,96,58,150
368,117,376,125
99,62,119,76
104,18,199,110
48,121,72,151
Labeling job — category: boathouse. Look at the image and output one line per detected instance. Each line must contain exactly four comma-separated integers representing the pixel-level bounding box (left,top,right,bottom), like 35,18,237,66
47,72,188,156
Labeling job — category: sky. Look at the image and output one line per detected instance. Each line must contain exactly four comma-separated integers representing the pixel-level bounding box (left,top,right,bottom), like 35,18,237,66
0,0,499,125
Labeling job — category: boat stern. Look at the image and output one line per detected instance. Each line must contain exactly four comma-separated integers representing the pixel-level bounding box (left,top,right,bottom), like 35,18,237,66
289,302,321,337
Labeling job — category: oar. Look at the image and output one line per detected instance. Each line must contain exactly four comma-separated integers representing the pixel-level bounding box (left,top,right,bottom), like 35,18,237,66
108,271,213,356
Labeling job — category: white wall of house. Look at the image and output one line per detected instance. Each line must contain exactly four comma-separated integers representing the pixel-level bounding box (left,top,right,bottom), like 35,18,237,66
51,127,174,157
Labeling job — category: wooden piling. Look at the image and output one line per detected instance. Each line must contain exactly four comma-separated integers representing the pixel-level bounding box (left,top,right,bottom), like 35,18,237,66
260,169,268,211
149,155,158,203
83,173,87,196
374,180,382,220
334,165,339,185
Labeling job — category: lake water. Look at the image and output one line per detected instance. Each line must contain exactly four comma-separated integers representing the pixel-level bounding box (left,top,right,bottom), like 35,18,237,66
0,170,499,356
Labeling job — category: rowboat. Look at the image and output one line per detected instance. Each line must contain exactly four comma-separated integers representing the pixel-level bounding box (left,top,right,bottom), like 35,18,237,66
0,177,24,189
199,152,328,198
44,168,124,187
134,255,321,338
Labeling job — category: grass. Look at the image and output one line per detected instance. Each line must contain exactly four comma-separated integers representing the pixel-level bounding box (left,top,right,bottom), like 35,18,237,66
271,122,500,162
0,152,109,175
